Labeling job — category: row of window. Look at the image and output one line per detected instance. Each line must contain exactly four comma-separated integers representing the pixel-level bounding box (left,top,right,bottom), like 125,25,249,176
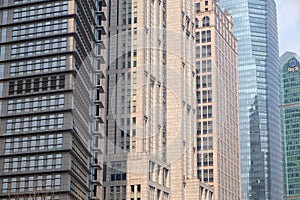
2,174,61,193
9,56,67,77
7,94,65,114
110,185,127,200
111,161,127,181
197,90,212,104
3,154,62,173
149,161,169,187
11,19,68,41
197,45,212,58
195,30,212,44
197,169,214,182
12,1,68,22
197,120,213,135
4,134,63,154
197,136,213,150
11,37,67,58
196,75,212,88
8,75,66,95
197,152,213,167
195,16,210,28
6,114,64,133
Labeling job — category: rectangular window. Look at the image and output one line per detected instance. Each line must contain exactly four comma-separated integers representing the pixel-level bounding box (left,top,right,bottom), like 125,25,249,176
1,29,6,42
28,177,34,191
42,77,48,91
0,83,3,97
25,79,31,93
3,0,8,6
21,157,26,171
59,75,65,88
20,177,25,192
2,11,8,24
2,178,8,193
0,46,5,60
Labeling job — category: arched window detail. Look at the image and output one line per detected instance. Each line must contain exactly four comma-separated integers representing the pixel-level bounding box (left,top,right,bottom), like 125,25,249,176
202,16,210,27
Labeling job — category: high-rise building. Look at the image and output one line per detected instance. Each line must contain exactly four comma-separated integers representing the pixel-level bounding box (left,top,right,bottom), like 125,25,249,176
166,0,205,199
104,0,214,199
219,0,282,199
195,0,240,199
103,0,171,199
0,0,106,199
280,51,300,200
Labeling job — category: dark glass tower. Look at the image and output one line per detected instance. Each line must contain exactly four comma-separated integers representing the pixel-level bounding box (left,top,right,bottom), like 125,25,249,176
219,0,282,199
0,0,106,199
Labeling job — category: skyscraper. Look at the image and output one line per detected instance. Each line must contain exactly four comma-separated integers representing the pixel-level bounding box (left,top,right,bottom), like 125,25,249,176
166,0,202,199
195,0,241,199
280,51,300,200
103,0,170,199
219,0,282,199
0,0,106,199
103,0,213,199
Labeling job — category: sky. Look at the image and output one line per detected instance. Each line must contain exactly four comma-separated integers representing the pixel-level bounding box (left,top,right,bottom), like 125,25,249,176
276,0,300,56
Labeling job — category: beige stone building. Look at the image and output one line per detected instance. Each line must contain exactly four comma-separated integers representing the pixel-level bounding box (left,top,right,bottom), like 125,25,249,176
195,0,241,199
104,0,214,199
166,0,208,199
103,0,170,199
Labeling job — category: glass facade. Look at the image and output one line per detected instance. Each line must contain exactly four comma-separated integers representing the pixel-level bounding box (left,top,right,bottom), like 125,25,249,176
219,0,282,199
280,52,300,199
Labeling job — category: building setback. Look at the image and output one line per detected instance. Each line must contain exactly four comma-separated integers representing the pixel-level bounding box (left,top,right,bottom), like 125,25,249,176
195,0,240,199
280,52,300,200
219,0,282,199
0,0,106,199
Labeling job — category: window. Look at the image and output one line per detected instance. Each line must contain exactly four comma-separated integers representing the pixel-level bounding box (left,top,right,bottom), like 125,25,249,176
202,105,212,119
201,30,211,43
0,83,3,96
2,178,8,193
2,0,8,6
202,16,210,27
195,3,200,12
1,29,6,42
2,11,8,24
111,161,127,181
0,46,6,60
201,45,211,58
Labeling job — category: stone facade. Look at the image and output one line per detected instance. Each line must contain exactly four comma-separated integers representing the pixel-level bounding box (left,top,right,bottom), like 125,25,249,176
103,0,170,199
195,0,241,199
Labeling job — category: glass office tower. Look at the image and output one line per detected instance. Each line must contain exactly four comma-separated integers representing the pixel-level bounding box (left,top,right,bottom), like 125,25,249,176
0,0,106,199
280,52,300,200
219,0,282,199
